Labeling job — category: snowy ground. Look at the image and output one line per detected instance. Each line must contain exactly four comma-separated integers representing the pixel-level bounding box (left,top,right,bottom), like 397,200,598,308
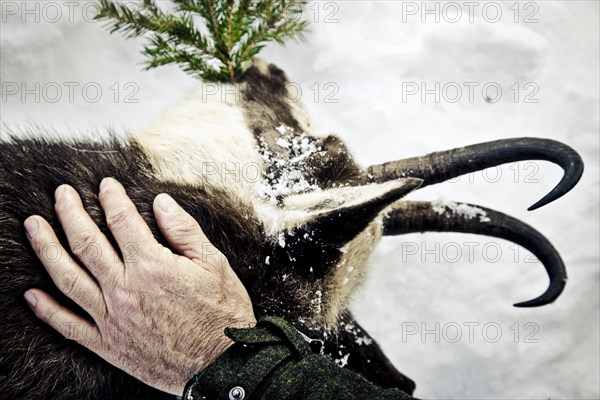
1,1,599,398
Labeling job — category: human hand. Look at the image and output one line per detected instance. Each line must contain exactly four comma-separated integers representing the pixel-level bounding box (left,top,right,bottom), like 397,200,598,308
22,177,256,395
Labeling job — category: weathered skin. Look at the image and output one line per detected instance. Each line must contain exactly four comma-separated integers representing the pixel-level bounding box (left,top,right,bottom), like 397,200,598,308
0,61,420,399
0,59,583,399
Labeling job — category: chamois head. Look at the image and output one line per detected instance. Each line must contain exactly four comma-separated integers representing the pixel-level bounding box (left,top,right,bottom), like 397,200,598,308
0,60,583,400
137,59,583,332
91,0,584,329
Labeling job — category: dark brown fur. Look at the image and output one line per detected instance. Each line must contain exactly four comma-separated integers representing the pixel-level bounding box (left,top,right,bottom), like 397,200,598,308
0,134,414,399
0,64,415,399
0,136,265,399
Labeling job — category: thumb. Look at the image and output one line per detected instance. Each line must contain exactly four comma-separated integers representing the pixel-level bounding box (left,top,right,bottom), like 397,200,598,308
153,193,217,262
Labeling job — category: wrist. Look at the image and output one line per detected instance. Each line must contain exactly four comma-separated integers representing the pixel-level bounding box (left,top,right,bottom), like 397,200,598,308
202,335,235,373
177,319,256,395
182,316,313,400
204,317,257,368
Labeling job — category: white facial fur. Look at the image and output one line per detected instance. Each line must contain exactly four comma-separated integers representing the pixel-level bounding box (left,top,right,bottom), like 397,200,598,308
134,67,410,328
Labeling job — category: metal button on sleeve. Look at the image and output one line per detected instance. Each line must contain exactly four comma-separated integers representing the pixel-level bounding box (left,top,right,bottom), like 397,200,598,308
228,386,245,400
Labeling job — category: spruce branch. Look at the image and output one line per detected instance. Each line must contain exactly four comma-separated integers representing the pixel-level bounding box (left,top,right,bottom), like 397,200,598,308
95,0,308,82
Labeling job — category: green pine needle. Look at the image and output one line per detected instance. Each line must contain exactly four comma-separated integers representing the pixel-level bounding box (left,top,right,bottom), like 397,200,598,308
95,0,308,82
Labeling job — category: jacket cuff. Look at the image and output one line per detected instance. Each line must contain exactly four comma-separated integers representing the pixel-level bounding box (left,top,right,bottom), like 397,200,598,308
182,316,314,400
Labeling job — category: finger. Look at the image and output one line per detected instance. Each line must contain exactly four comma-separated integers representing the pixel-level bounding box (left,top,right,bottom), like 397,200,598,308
54,185,124,286
98,178,157,264
24,289,101,351
153,194,217,263
25,215,107,320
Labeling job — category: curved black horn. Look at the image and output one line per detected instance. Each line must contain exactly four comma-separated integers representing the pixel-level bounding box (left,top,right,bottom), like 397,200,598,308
368,138,584,211
383,200,567,307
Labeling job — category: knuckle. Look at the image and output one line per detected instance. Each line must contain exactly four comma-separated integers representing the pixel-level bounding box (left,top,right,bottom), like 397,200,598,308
57,269,80,298
80,326,101,348
69,230,99,260
36,241,63,263
122,242,143,265
61,322,95,346
166,217,196,236
60,321,81,341
112,288,140,318
106,206,133,232
44,311,81,342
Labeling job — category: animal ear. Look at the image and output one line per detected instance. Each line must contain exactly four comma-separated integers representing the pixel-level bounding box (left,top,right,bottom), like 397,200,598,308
268,178,422,276
282,177,423,243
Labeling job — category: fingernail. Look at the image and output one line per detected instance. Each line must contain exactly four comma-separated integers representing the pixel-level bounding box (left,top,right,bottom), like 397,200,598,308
24,217,39,239
55,185,67,201
24,291,37,309
157,193,178,213
100,177,114,191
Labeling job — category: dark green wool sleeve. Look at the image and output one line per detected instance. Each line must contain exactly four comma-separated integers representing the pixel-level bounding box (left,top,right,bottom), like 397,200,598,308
182,316,417,400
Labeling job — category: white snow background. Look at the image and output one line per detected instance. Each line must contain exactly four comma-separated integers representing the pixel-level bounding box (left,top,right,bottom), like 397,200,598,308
1,1,598,398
